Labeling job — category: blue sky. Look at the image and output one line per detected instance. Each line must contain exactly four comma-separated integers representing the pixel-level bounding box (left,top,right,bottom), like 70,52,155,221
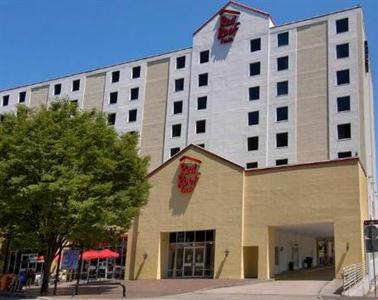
1,0,378,167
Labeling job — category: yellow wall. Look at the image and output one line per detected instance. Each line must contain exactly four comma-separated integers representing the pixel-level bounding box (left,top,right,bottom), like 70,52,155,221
126,147,245,279
244,160,368,279
126,145,368,281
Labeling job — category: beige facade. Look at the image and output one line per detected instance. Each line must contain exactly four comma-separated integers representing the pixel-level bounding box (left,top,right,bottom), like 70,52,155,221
126,145,368,280
83,73,106,111
30,85,49,108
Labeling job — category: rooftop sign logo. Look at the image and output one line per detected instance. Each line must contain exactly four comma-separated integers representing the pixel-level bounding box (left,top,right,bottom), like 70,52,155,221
177,156,201,193
217,9,241,44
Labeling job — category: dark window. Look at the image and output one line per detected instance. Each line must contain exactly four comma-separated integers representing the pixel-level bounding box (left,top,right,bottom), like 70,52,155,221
249,86,260,101
277,56,289,71
172,124,181,137
185,231,195,242
338,151,352,158
176,56,186,69
195,231,206,242
276,132,288,147
132,66,141,79
109,91,118,104
336,18,348,34
0,115,5,122
249,62,261,76
337,96,350,112
198,73,208,87
248,111,259,126
336,43,349,59
70,100,78,106
2,95,9,106
175,78,184,92
200,50,209,63
246,162,258,169
337,69,350,85
173,101,183,114
128,109,137,122
197,144,205,148
277,81,288,96
197,96,207,110
250,38,261,52
276,159,288,166
108,113,116,125
364,41,369,73
54,84,61,95
338,123,351,140
170,147,180,157
276,106,288,121
112,70,120,83
196,120,206,134
130,87,139,100
277,32,289,47
19,91,26,103
247,136,259,151
72,79,80,91
206,230,214,241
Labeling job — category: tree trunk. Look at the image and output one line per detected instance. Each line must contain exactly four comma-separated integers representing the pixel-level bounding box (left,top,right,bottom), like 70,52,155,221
75,245,84,295
1,235,11,274
53,246,63,295
40,241,56,295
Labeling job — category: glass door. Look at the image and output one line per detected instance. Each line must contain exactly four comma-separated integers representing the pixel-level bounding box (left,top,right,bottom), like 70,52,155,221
183,247,194,277
193,247,205,277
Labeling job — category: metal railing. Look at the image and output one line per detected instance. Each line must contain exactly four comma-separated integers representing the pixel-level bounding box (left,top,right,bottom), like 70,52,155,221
343,263,363,291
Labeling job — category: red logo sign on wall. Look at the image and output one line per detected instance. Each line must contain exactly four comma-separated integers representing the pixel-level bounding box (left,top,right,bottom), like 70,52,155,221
217,9,241,44
177,156,202,193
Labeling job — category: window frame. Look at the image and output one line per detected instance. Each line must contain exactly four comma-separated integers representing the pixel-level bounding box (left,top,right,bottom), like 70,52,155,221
336,69,350,85
111,70,120,83
128,109,137,123
196,120,206,134
276,132,288,148
336,43,349,59
336,18,349,34
277,32,289,47
337,96,351,112
131,66,141,79
250,38,261,52
247,136,259,151
173,100,183,115
172,124,182,138
197,96,207,110
199,50,210,64
198,73,208,87
249,62,261,76
130,87,139,101
249,86,260,101
176,56,186,69
248,111,259,126
175,78,184,92
276,81,289,96
277,56,289,71
337,123,351,140
109,91,118,104
72,79,80,92
54,83,62,96
276,106,288,122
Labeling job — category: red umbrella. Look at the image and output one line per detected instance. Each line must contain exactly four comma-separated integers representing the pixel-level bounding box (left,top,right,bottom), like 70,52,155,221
97,249,119,259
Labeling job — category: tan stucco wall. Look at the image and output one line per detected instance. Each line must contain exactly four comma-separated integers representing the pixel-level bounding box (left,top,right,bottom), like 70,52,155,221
83,73,105,111
140,59,170,171
244,160,368,279
126,147,245,279
297,22,329,162
30,85,49,108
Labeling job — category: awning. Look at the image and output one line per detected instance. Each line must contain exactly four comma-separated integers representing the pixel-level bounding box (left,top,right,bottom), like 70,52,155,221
82,249,120,260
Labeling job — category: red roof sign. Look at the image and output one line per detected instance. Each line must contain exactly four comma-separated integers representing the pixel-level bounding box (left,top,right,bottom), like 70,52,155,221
177,156,202,193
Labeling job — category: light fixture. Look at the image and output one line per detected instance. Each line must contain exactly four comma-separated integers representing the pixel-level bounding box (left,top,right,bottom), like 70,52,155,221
224,249,229,257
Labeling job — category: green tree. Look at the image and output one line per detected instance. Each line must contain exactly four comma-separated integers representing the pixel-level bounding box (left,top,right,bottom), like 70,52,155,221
0,101,149,295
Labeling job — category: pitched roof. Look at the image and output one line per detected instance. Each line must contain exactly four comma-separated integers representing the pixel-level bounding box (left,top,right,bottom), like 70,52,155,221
193,0,273,36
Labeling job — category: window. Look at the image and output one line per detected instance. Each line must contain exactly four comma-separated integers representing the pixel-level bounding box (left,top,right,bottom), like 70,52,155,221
338,151,352,158
249,86,260,101
198,73,208,87
249,62,261,76
196,120,206,134
276,159,288,166
176,56,186,69
54,84,61,95
248,111,259,126
170,147,180,157
277,81,288,96
197,96,207,110
276,106,288,121
277,32,289,47
112,70,120,83
173,101,183,114
338,123,351,140
197,144,205,148
70,100,78,106
72,79,80,91
337,69,350,85
172,124,181,137
128,109,137,122
337,96,350,112
246,162,258,169
200,50,209,63
247,136,259,151
175,78,184,92
109,91,118,104
336,18,348,34
336,43,349,59
275,246,280,266
19,91,26,103
2,95,9,106
277,56,289,71
108,113,116,125
276,132,288,148
250,38,261,52
364,41,369,73
130,87,139,100
132,66,141,79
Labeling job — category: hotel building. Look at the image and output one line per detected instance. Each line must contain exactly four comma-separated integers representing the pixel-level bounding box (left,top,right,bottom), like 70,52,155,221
0,1,376,281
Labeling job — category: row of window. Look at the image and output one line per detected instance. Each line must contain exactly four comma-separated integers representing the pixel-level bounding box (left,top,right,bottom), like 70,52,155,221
175,50,209,70
107,109,138,125
108,87,140,104
1,91,27,106
111,66,141,83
